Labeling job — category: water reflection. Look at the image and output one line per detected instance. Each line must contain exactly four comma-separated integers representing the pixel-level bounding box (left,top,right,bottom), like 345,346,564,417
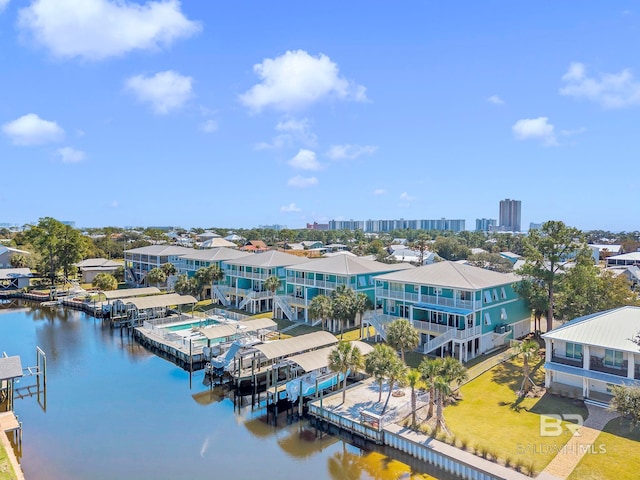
0,304,458,480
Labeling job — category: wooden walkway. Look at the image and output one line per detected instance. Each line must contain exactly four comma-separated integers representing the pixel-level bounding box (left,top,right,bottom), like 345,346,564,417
0,411,24,480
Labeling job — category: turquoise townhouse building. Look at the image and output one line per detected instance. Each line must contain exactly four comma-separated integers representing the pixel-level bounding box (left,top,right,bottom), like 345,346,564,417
369,261,531,362
216,250,311,313
279,255,413,331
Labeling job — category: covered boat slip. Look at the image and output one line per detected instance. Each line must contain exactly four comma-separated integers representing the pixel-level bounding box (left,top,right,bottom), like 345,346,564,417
107,293,198,326
102,287,161,300
230,331,339,383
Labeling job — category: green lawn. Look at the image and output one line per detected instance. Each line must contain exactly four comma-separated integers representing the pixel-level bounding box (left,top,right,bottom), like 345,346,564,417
568,417,640,480
443,357,588,475
0,441,17,480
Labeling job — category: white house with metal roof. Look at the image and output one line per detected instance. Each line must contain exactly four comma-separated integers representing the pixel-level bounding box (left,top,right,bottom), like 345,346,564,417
124,245,197,285
0,246,30,268
281,255,413,329
369,261,531,361
0,268,32,290
75,258,122,283
606,252,640,268
542,306,640,403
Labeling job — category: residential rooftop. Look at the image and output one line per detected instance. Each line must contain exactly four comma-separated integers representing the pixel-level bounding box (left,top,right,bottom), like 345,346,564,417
287,255,414,276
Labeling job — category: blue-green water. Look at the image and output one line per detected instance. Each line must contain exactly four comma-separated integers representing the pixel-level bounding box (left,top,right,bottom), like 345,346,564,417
164,318,219,332
0,301,448,480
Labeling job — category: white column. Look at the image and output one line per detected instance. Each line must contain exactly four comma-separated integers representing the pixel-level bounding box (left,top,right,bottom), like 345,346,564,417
545,339,552,363
628,352,635,379
583,345,590,371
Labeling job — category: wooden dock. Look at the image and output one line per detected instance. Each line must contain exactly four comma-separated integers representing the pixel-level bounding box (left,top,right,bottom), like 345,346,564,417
0,411,24,480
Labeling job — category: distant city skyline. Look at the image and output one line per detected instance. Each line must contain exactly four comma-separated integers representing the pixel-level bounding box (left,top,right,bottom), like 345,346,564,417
1,3,639,232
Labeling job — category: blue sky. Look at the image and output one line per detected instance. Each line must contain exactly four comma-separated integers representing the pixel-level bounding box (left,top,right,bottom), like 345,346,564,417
1,1,639,231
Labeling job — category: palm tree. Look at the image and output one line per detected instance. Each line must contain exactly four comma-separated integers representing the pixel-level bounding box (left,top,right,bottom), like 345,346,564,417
433,356,468,434
419,358,441,418
328,341,363,404
264,275,282,319
365,344,396,402
146,267,166,289
381,356,407,414
354,292,372,339
331,285,356,337
514,339,539,396
406,369,421,429
161,262,177,277
206,264,224,301
386,318,420,362
309,295,332,331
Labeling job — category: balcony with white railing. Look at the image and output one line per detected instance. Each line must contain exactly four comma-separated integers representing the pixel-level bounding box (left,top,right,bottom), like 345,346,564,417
285,275,348,290
279,295,311,307
375,288,419,303
226,269,269,281
376,286,481,310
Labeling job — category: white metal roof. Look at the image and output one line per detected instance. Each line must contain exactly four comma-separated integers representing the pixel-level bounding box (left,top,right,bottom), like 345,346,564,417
178,247,251,262
287,340,374,373
374,261,521,289
198,317,277,340
254,331,338,360
125,293,197,310
607,252,640,261
0,356,23,380
200,238,237,249
124,245,195,256
103,287,161,300
224,250,311,268
542,306,640,353
76,258,121,269
0,268,32,280
287,255,413,276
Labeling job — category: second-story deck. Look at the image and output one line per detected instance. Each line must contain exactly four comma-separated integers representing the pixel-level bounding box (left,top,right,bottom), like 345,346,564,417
375,288,481,310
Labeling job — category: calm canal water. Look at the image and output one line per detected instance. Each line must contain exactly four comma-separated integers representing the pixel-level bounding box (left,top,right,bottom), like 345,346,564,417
0,301,452,480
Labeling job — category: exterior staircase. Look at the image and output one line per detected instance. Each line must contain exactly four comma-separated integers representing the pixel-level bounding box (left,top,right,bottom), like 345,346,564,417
363,311,391,341
422,328,456,354
238,291,255,310
274,295,295,321
211,285,231,307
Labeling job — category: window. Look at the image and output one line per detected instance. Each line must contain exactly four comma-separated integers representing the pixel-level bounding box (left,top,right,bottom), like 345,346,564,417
492,289,498,301
500,287,507,299
500,308,508,321
484,312,492,325
459,291,472,301
484,291,492,303
434,287,443,295
566,343,583,360
604,349,624,368
358,276,367,287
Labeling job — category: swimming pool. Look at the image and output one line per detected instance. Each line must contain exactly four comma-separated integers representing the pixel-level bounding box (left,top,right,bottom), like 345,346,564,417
163,317,220,332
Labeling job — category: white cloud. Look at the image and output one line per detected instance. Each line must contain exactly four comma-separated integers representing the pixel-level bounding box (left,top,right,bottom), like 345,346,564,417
110,200,119,208
288,175,318,188
57,146,86,163
2,113,64,145
199,119,218,133
0,0,9,13
288,149,321,171
399,192,416,202
512,117,557,146
487,95,505,105
280,203,301,213
373,188,386,195
560,62,640,108
125,70,193,114
560,127,587,137
18,0,200,61
256,117,317,150
326,144,377,160
239,49,367,112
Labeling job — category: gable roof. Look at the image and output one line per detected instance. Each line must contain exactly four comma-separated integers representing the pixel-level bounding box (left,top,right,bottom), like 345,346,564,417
246,240,268,249
200,238,237,249
179,247,251,262
607,252,640,262
0,268,32,280
224,250,311,268
374,261,521,289
287,255,414,276
542,306,640,354
125,245,195,256
0,246,30,256
76,258,121,269
253,331,338,360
